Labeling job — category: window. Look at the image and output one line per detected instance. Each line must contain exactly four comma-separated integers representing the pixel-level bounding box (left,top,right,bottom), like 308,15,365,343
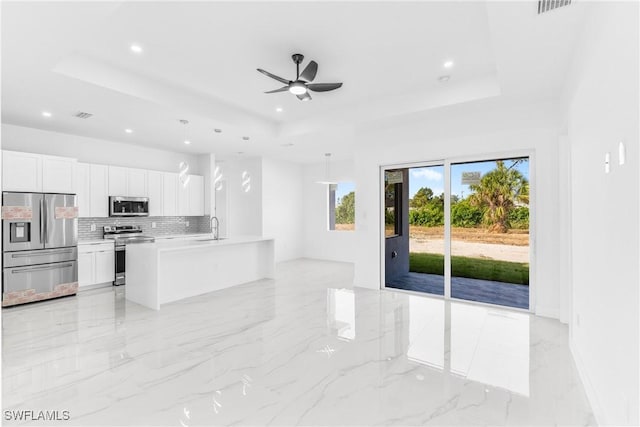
385,170,403,237
328,182,355,231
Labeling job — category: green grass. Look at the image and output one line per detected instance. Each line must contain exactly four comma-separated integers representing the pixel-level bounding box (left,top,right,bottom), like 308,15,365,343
409,252,529,285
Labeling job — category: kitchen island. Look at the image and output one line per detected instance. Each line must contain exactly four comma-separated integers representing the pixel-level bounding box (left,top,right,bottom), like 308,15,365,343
125,235,275,310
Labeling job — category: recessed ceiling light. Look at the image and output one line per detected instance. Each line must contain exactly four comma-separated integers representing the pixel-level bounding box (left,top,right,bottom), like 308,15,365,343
130,44,143,54
276,107,283,113
184,140,191,145
125,129,133,134
444,60,454,68
214,128,222,133
438,75,450,82
242,136,250,141
41,111,52,118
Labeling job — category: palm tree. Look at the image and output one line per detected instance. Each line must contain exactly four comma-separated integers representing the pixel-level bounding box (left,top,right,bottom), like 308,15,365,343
468,160,529,233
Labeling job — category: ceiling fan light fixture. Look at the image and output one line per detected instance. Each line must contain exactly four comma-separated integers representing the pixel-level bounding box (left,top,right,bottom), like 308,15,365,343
289,82,307,95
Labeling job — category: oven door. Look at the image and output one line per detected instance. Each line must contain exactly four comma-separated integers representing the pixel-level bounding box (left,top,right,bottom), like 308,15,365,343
114,246,125,285
109,197,149,217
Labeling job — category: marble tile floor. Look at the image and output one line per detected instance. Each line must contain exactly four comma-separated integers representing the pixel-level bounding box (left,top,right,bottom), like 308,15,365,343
2,259,593,426
387,272,529,310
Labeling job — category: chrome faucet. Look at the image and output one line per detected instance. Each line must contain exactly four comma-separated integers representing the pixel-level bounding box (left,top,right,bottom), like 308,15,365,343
210,216,220,240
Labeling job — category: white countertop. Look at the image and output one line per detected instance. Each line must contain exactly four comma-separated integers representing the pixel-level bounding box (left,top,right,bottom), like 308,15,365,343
78,239,113,245
78,233,212,245
148,235,273,252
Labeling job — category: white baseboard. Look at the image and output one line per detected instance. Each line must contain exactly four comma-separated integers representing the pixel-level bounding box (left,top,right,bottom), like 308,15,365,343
570,339,605,425
534,304,560,319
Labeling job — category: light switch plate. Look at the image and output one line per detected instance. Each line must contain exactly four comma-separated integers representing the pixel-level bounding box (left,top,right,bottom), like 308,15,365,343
185,221,190,227
152,222,157,228
90,223,96,232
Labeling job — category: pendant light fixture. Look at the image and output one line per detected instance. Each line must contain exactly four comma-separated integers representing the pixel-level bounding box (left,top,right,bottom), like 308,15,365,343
213,165,224,191
316,153,338,185
178,119,191,187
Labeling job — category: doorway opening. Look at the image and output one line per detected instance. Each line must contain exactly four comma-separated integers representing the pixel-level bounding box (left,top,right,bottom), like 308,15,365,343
383,156,531,310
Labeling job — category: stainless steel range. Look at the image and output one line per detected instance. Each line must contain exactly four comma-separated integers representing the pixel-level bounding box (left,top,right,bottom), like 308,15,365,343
103,225,154,286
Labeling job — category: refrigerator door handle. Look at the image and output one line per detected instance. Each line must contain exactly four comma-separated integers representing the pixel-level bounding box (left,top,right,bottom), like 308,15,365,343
42,198,48,244
10,248,74,258
40,198,45,244
11,263,73,274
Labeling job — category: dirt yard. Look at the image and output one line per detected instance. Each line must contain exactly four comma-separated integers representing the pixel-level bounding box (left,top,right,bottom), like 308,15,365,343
410,226,529,263
336,224,530,263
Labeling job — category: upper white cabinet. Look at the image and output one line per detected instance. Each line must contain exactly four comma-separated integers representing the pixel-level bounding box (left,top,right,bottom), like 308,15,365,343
2,151,204,218
42,156,76,193
147,171,163,217
177,176,190,216
108,166,128,196
3,151,76,193
77,163,109,218
189,175,205,216
90,165,109,217
76,163,91,217
127,168,147,197
162,173,178,217
108,166,147,197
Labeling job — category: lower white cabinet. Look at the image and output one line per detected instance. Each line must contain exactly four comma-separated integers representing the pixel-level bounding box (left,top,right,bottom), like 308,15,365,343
78,242,115,288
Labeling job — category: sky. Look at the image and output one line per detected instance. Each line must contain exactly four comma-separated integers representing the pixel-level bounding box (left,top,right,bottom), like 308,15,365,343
331,158,529,204
409,158,530,199
335,181,356,204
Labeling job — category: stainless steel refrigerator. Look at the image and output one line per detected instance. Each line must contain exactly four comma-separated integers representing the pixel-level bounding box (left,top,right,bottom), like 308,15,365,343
2,192,78,307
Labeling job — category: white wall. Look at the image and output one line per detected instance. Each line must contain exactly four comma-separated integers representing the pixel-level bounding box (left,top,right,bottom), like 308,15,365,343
2,124,202,174
351,97,565,320
563,2,639,425
302,159,358,262
262,158,304,262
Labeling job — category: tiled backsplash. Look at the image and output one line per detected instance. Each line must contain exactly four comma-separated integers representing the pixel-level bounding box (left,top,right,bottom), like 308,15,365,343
79,216,211,240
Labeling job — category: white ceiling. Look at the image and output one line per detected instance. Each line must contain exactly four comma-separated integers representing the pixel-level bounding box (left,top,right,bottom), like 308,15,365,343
1,1,585,163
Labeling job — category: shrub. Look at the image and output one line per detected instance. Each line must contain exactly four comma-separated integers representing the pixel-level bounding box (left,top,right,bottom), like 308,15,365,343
508,206,529,229
409,205,444,227
451,200,484,228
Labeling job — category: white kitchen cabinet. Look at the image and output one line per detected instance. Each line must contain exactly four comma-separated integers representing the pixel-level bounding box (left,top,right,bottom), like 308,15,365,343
42,155,76,193
78,252,94,287
177,176,190,216
127,168,147,197
77,163,108,217
95,250,115,284
147,171,164,216
76,163,91,217
189,175,205,216
162,173,178,216
78,242,114,288
89,164,109,217
108,166,147,197
108,166,128,196
2,151,43,192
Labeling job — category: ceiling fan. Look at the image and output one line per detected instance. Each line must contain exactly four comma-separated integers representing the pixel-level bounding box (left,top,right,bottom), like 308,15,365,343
257,54,343,101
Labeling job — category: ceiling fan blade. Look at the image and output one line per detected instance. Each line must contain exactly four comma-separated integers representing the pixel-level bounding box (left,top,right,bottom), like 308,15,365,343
307,82,343,92
257,68,290,85
299,60,318,82
296,92,312,101
264,86,289,94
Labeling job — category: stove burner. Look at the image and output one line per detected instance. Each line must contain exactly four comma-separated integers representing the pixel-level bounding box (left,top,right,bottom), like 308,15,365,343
103,225,155,246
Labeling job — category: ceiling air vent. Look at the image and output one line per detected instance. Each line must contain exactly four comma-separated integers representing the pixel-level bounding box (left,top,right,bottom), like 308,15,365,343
74,111,93,119
538,0,571,14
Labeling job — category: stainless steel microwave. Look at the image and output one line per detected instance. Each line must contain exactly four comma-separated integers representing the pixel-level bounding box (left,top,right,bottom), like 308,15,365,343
109,196,149,217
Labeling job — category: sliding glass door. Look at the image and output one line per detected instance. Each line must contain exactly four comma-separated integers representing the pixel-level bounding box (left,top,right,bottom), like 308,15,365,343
383,155,531,311
385,164,445,297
